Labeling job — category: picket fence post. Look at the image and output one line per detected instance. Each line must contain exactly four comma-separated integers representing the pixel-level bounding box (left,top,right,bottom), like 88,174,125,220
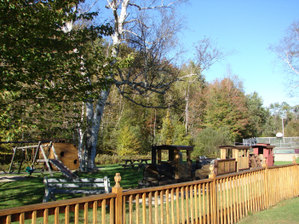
262,160,269,209
113,173,123,224
209,164,217,224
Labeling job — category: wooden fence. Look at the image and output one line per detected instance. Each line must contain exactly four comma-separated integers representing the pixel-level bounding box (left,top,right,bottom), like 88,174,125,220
1,164,299,224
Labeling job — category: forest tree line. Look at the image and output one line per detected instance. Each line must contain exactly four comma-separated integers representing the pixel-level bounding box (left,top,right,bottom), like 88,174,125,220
0,1,298,169
1,63,298,158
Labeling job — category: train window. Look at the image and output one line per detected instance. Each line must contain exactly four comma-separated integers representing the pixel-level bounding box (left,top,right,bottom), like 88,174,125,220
258,147,263,155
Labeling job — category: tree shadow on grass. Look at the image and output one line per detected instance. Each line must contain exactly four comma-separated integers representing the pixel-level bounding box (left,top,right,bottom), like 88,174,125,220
0,165,144,209
0,176,44,209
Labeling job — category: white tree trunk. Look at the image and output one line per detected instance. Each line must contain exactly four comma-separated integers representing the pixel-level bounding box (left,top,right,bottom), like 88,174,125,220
185,81,190,134
78,0,180,171
82,88,110,171
77,102,86,171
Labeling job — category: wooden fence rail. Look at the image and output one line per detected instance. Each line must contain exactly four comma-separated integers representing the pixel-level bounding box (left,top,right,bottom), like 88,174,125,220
1,164,298,224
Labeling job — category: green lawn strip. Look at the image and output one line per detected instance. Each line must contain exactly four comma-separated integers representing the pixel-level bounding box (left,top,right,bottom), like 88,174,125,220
0,164,144,210
274,157,299,166
237,196,299,224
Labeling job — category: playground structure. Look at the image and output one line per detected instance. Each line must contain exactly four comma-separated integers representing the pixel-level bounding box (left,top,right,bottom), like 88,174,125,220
252,143,275,167
8,142,79,179
139,145,205,187
243,136,299,161
214,144,275,176
219,145,251,171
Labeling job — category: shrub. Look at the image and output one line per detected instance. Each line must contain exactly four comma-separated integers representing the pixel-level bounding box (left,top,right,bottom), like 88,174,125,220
193,127,233,158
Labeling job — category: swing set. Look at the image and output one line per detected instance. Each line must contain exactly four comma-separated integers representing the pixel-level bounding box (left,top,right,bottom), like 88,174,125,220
8,141,78,179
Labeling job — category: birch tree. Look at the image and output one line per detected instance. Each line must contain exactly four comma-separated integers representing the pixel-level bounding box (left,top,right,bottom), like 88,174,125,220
79,0,183,171
272,21,299,96
179,38,223,134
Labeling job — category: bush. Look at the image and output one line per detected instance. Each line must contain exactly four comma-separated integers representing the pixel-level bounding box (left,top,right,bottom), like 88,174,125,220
95,154,123,165
193,127,233,158
94,153,151,165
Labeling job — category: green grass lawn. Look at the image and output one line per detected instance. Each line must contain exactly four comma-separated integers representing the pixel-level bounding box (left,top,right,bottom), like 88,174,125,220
238,197,299,224
0,164,143,210
274,157,299,166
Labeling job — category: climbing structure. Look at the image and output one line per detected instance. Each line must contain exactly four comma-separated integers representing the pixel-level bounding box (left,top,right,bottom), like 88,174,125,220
8,141,78,179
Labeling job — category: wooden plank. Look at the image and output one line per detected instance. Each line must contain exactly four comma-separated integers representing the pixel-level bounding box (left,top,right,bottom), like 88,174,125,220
47,178,108,183
93,201,97,224
155,191,158,224
229,177,233,224
244,174,248,217
160,191,164,224
111,198,115,224
122,179,212,197
166,189,170,224
129,195,133,224
149,192,153,224
181,187,185,224
216,180,219,224
40,145,53,176
54,207,59,224
220,179,224,224
241,174,245,217
6,215,11,224
190,185,194,224
186,186,190,224
176,188,180,224
102,199,106,224
202,183,206,224
171,189,175,224
32,211,37,224
142,193,146,224
199,184,202,224
8,148,17,173
48,159,78,179
84,202,88,224
65,205,70,224
226,178,230,224
47,183,107,188
233,176,237,223
206,183,210,224
136,194,140,224
44,209,48,224
194,185,198,224
75,204,79,224
19,213,25,224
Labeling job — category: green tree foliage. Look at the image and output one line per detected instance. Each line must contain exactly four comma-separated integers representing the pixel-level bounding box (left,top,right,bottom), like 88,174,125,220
159,111,174,145
245,92,269,137
193,127,233,158
159,112,191,145
285,120,299,136
116,101,151,156
0,0,112,103
117,126,142,156
265,103,299,137
176,61,207,137
0,0,113,143
172,118,192,145
204,77,249,142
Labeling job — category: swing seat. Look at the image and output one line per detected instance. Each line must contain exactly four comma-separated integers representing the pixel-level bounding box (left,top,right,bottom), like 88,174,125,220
25,166,34,175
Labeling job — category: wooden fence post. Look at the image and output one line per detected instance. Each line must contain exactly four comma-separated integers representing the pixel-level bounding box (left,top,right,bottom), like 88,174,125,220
292,156,298,197
292,156,297,165
262,160,268,209
209,164,217,224
113,173,123,224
